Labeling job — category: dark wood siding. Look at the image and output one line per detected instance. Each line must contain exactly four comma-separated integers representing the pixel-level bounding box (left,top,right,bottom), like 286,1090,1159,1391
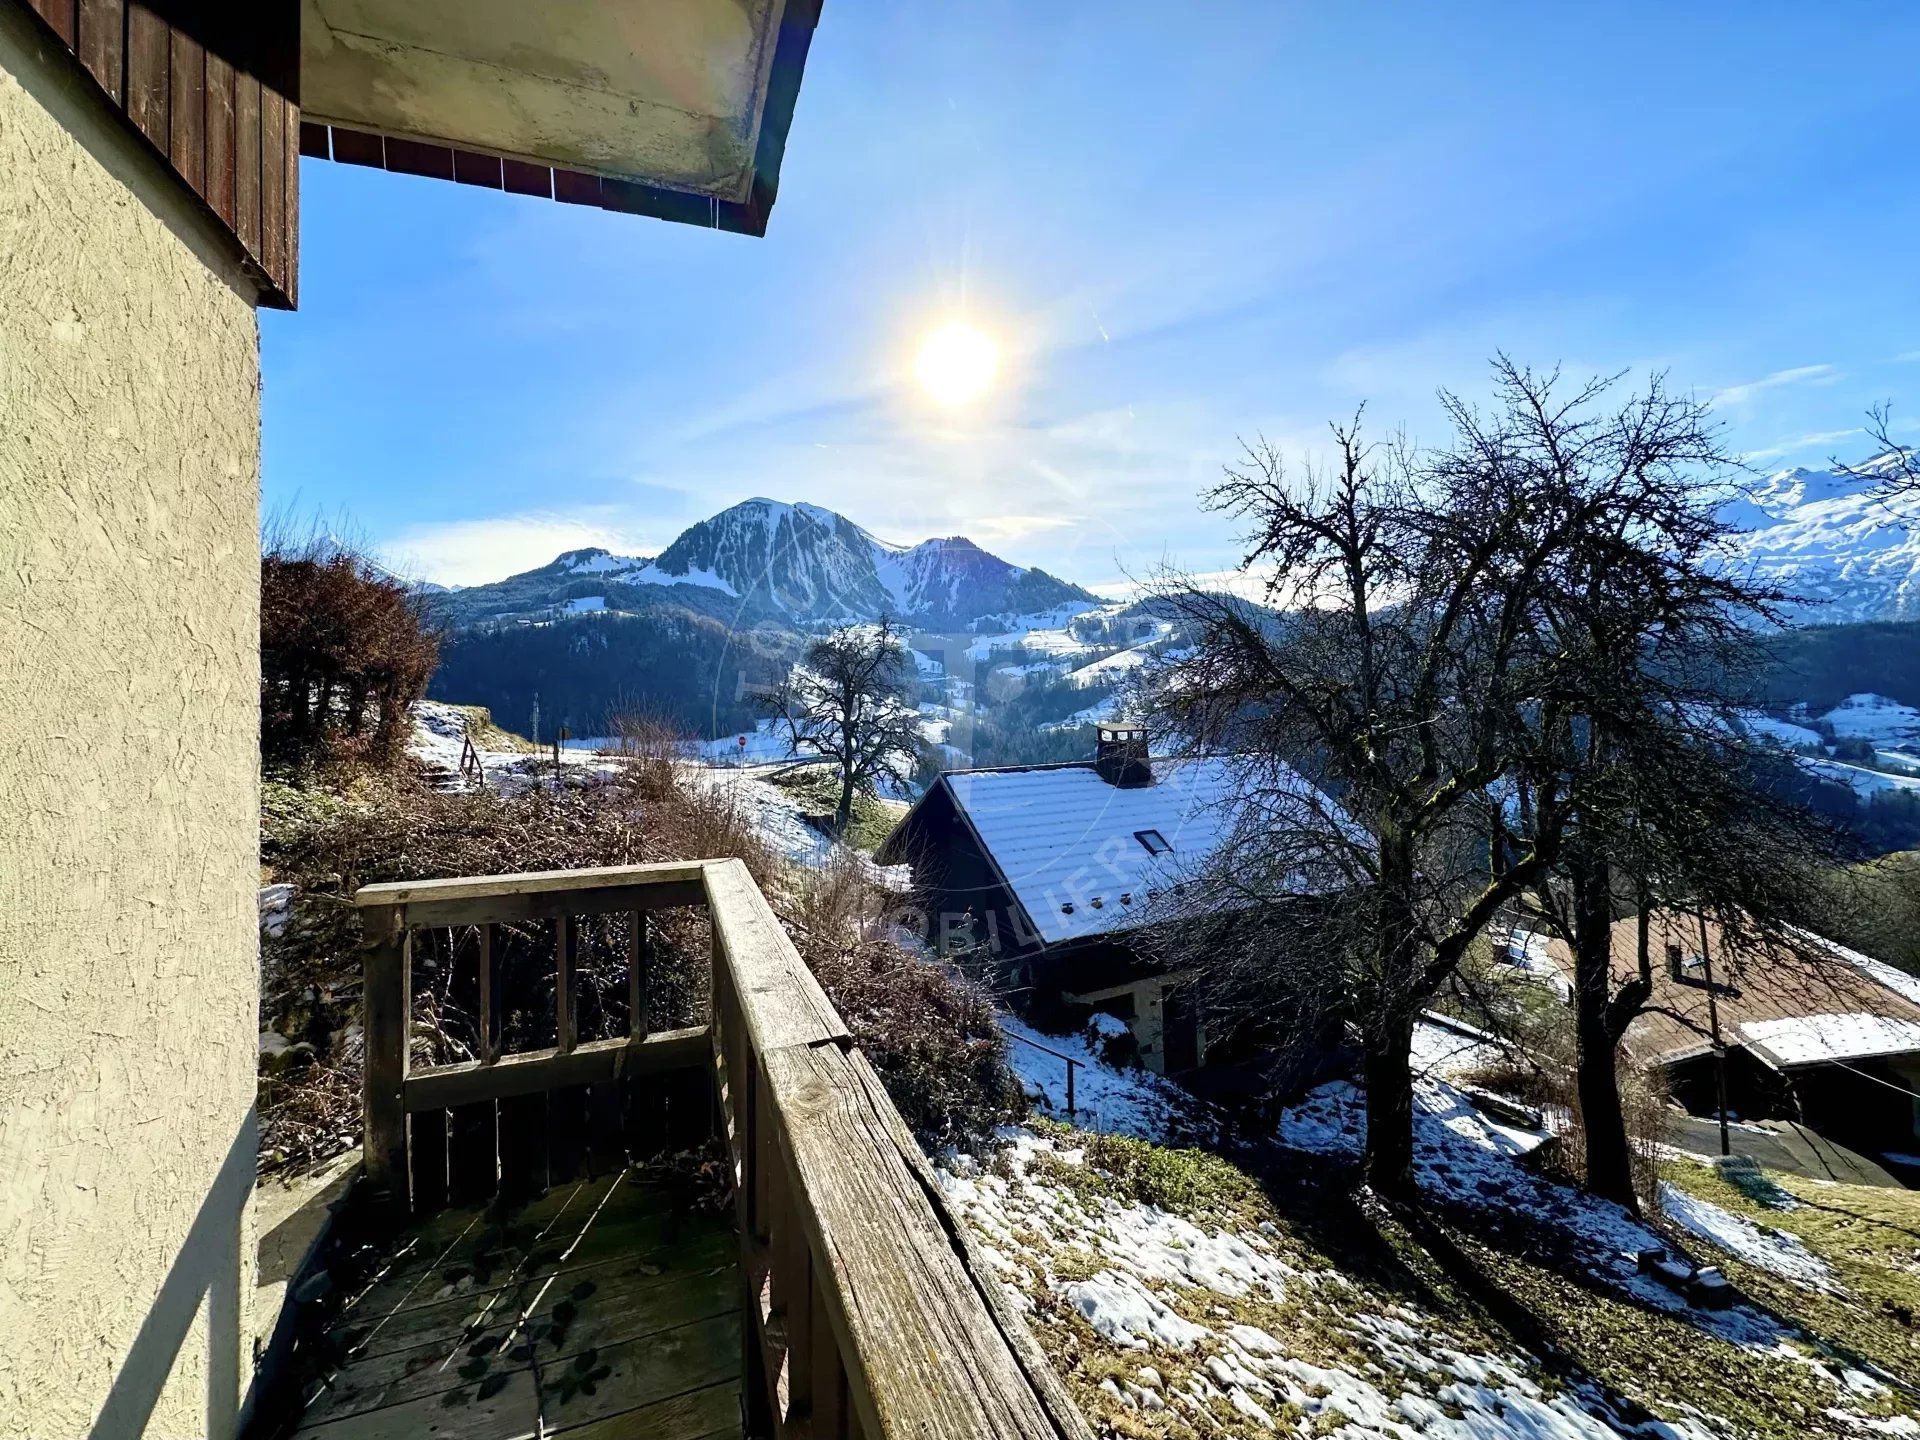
20,0,300,308
886,783,1040,962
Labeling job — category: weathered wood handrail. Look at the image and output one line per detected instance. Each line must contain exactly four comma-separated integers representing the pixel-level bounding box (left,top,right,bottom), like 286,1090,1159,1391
355,859,1090,1440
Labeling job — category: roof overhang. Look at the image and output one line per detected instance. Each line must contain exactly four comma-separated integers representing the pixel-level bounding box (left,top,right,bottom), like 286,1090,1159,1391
299,0,821,235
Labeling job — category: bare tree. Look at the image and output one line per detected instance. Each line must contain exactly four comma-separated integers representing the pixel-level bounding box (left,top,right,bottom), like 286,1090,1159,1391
1141,359,1844,1199
1139,398,1582,1194
1832,402,1920,500
1473,363,1851,1207
773,619,926,837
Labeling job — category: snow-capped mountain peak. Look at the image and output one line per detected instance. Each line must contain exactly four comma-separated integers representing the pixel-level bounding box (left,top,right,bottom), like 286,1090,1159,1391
1718,458,1920,622
437,501,1096,630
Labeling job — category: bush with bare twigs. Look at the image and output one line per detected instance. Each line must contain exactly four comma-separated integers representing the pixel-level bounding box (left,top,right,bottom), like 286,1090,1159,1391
259,718,1019,1172
261,525,439,775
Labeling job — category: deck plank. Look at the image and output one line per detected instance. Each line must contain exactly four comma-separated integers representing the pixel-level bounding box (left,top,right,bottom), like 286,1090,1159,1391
292,1171,741,1440
331,1227,736,1365
341,1173,673,1317
548,1380,743,1438
303,1248,736,1424
293,1315,741,1439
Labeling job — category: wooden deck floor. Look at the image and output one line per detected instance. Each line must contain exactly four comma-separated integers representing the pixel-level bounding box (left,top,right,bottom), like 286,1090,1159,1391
287,1171,742,1440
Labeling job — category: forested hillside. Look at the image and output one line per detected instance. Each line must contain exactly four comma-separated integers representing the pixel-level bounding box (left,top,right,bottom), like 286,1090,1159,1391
1757,619,1920,709
429,610,799,740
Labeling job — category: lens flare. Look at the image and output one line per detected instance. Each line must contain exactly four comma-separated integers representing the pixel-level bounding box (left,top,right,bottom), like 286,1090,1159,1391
914,320,999,407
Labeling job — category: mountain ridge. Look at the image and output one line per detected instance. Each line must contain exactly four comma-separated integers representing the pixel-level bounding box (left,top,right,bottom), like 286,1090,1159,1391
428,497,1097,631
1717,455,1920,622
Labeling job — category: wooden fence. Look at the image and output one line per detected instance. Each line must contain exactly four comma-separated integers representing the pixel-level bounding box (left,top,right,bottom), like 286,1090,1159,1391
356,859,1091,1440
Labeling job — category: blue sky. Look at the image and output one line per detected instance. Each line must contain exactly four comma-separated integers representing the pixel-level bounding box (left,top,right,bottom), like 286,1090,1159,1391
264,2,1920,591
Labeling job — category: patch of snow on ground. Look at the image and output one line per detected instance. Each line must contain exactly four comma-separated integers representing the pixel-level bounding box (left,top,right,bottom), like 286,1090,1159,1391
1274,1080,1914,1419
1657,1182,1839,1294
259,883,294,939
1040,693,1122,732
1739,711,1827,750
998,1014,1209,1143
938,1132,1716,1439
410,701,624,795
1822,694,1920,745
1806,757,1920,798
1275,1079,1872,1370
1411,1015,1506,1079
687,721,800,765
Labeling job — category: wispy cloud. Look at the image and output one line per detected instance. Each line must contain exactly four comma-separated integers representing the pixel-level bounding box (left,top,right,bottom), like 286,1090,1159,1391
383,511,663,588
1709,363,1839,408
1739,427,1862,464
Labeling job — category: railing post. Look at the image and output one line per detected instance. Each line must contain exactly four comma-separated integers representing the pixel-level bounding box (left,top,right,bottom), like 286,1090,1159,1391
629,910,649,1039
478,921,496,1064
361,904,408,1206
555,913,575,1054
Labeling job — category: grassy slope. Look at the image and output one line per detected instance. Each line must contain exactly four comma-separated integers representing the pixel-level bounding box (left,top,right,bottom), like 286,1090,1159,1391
970,1125,1920,1439
436,701,537,752
1658,1159,1920,1389
766,766,906,852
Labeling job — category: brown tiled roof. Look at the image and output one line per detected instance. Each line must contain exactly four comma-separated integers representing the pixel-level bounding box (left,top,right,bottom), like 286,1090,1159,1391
1544,910,1920,1067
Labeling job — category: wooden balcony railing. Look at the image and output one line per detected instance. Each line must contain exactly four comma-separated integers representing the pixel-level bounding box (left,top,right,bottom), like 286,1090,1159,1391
356,859,1090,1440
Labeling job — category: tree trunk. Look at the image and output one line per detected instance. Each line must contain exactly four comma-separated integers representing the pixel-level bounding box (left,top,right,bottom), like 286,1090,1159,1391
1569,845,1637,1209
1363,843,1420,1196
1362,1001,1418,1195
835,768,855,838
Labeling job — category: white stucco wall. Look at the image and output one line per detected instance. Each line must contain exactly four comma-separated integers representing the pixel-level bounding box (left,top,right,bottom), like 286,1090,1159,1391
0,9,263,1438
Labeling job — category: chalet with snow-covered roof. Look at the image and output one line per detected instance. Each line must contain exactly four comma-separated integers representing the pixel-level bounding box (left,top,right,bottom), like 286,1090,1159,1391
877,725,1345,1076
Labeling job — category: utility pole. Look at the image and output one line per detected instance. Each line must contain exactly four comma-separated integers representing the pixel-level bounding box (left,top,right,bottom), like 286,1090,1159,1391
1697,909,1731,1158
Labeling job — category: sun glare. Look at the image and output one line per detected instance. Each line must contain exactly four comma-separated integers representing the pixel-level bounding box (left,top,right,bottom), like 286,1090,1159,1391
914,320,999,407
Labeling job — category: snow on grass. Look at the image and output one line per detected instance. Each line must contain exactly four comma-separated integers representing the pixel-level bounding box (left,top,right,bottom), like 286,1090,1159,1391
1039,693,1122,732
1820,694,1920,745
1657,1183,1839,1295
410,701,622,794
1274,1078,1909,1410
678,765,834,867
1065,644,1156,687
1738,711,1827,751
1410,1015,1507,1080
686,719,800,765
1805,757,1920,798
937,1132,1715,1439
998,1013,1209,1143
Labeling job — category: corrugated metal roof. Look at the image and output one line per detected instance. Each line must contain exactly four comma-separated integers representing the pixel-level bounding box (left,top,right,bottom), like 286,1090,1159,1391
941,756,1339,947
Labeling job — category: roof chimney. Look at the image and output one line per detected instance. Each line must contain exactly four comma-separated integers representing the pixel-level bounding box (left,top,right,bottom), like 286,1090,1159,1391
1095,724,1152,788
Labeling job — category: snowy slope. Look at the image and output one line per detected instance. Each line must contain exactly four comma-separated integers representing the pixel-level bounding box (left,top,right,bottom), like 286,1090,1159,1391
1717,459,1920,622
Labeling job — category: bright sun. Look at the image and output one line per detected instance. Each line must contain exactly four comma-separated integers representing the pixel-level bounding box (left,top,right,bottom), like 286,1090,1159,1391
913,320,999,407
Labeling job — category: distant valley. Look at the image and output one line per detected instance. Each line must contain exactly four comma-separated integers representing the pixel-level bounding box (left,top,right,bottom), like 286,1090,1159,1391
421,469,1920,838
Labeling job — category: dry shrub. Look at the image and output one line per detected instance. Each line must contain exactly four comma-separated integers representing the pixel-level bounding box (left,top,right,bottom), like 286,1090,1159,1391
607,711,688,803
1470,1049,1672,1210
783,855,1024,1146
261,529,438,774
261,732,1018,1170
